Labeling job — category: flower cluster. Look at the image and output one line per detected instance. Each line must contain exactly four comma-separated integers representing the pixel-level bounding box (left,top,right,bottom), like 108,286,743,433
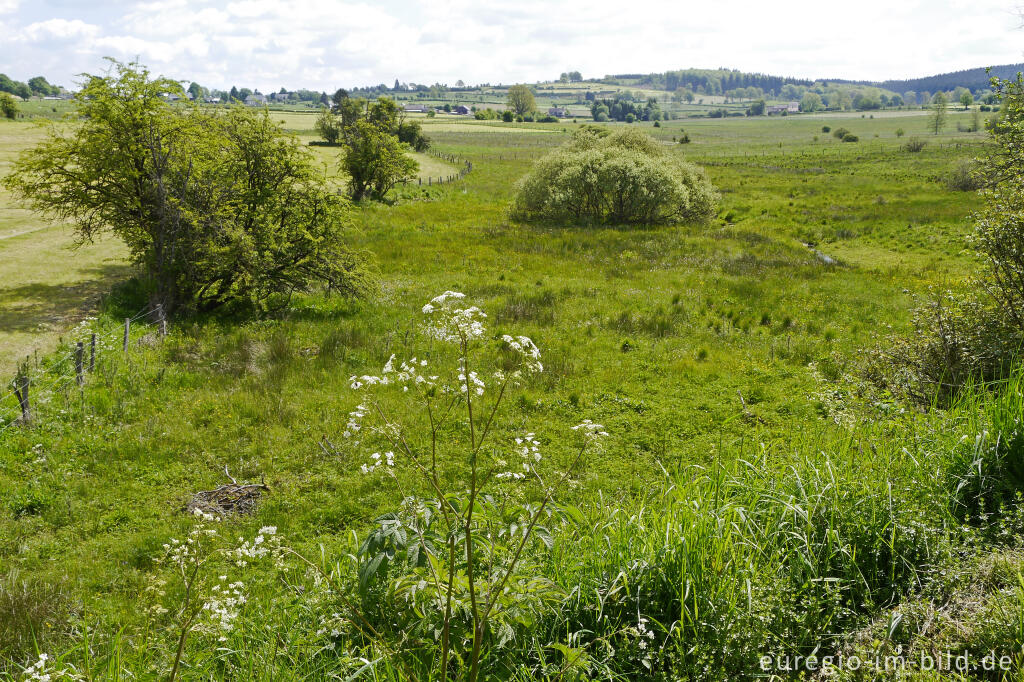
160,511,220,571
21,654,81,681
230,526,285,569
572,420,609,446
360,450,396,474
343,404,367,440
496,433,542,481
629,616,657,669
500,335,543,375
350,356,435,393
202,577,246,641
422,291,487,344
144,576,169,617
459,368,486,396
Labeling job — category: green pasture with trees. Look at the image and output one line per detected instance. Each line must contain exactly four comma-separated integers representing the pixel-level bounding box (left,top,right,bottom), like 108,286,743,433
1,61,1023,681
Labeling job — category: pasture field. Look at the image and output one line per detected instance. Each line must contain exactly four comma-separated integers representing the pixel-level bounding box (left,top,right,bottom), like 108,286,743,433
1,108,1017,680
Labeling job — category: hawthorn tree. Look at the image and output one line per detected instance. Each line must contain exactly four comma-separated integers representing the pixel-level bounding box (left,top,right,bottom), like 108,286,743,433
3,60,369,313
341,120,418,201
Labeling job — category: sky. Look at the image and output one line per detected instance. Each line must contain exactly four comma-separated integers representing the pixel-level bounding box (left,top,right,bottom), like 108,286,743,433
1,0,1022,92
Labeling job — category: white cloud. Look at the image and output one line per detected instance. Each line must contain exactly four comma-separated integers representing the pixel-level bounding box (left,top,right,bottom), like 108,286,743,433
0,0,1020,90
20,17,98,41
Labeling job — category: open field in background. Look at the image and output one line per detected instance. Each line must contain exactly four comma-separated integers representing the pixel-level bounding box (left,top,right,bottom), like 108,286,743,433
0,105,1001,677
0,120,128,376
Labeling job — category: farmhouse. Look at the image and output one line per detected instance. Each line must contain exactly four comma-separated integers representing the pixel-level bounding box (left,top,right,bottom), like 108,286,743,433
767,101,800,114
245,93,267,107
454,104,471,115
270,92,290,101
403,103,428,113
548,106,570,117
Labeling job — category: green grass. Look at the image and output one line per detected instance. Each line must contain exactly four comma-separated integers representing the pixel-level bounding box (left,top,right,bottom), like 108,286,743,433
0,120,128,376
0,109,1014,679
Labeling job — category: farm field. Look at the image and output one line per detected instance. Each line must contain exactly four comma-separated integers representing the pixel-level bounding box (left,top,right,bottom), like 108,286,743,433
0,105,1014,679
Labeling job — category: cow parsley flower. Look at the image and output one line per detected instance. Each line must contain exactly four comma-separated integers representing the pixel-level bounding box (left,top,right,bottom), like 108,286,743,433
501,334,543,374
202,577,246,641
422,291,487,343
360,451,396,474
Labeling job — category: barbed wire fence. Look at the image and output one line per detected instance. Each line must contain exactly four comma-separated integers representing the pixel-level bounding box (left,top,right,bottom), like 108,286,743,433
0,304,169,440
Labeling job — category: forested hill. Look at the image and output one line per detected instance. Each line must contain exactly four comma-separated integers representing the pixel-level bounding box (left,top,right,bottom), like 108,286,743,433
604,64,1024,94
872,63,1024,94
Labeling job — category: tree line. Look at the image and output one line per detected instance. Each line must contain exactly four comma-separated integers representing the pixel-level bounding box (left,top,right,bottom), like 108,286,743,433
0,74,63,99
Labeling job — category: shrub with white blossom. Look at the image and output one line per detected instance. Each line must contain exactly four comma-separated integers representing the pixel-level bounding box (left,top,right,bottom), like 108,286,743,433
339,290,606,682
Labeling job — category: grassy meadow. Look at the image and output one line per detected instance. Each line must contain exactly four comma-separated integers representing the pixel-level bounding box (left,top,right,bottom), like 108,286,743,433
3,106,1020,680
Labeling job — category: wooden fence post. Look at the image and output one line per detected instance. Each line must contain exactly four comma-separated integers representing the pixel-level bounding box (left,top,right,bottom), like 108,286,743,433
89,333,96,372
123,318,130,352
13,371,30,424
75,342,84,386
157,304,167,337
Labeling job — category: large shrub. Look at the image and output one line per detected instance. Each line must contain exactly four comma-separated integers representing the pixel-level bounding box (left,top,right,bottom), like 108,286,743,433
3,60,370,313
510,128,718,226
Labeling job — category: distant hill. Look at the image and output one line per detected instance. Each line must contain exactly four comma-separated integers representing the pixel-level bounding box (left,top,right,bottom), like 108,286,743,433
870,64,1024,94
599,64,1024,97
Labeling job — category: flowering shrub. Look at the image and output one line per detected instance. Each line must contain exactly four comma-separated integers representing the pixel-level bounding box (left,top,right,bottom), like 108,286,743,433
340,290,606,682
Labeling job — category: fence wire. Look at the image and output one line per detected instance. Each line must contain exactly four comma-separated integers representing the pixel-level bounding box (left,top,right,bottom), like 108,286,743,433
0,305,163,438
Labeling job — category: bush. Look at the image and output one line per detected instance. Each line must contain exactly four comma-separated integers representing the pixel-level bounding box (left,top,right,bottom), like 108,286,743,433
841,133,858,142
510,128,718,226
831,127,850,139
821,125,830,133
678,133,690,144
397,119,430,151
902,136,927,152
501,110,514,123
945,159,984,191
896,127,905,137
537,115,558,123
0,92,17,120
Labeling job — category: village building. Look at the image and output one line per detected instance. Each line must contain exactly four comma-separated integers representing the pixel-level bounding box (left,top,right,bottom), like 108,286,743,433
766,101,800,114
